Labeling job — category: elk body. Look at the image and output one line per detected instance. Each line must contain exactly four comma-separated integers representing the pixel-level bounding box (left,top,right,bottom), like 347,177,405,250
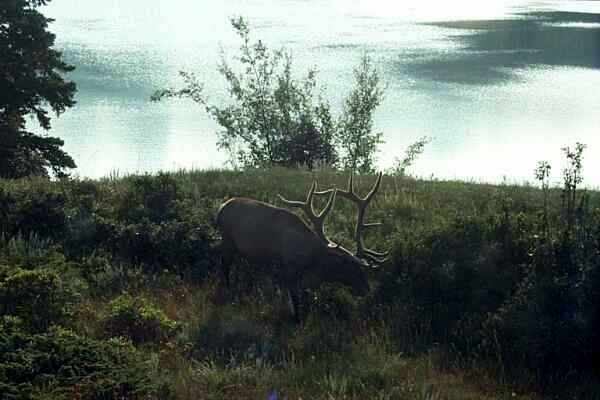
215,173,387,318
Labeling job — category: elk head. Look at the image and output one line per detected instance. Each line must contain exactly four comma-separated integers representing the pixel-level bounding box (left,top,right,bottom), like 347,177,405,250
278,172,388,294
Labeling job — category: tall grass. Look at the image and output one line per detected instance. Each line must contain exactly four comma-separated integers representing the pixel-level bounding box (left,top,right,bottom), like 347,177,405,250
0,164,598,399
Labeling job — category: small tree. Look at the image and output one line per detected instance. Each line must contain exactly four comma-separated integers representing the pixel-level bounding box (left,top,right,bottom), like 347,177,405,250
154,17,384,171
389,136,432,177
534,160,552,236
154,17,336,168
336,55,385,173
0,0,77,178
561,142,586,235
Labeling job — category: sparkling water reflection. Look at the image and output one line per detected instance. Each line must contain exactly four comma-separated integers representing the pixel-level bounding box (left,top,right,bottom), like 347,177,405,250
41,0,600,185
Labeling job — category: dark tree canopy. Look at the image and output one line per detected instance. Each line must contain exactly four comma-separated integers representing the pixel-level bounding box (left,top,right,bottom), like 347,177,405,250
0,0,77,178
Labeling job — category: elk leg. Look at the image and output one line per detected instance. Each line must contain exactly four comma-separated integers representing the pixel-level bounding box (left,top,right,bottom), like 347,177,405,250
288,288,301,323
279,258,303,322
287,280,305,323
222,253,232,288
219,238,235,288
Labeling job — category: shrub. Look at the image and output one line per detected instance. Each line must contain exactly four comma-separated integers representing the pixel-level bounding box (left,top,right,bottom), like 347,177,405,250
91,174,217,276
115,173,180,224
472,144,600,388
101,294,179,345
62,180,116,259
0,186,66,239
64,210,116,259
153,17,384,170
0,317,171,399
78,254,146,298
0,266,72,332
371,213,530,351
388,136,431,177
111,219,215,276
288,313,356,357
307,283,358,322
478,226,600,386
192,308,272,361
0,231,54,267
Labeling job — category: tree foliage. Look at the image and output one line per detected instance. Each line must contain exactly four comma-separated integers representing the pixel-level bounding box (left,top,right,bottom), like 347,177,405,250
153,17,384,171
336,55,385,173
388,136,431,177
0,0,77,178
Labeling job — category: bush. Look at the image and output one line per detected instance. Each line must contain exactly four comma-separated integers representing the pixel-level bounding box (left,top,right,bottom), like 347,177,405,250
115,173,180,224
288,314,356,357
78,255,147,298
101,294,179,345
0,174,217,278
153,17,384,170
0,186,66,239
111,219,215,276
78,173,218,276
307,283,358,322
466,145,600,388
0,231,54,267
478,229,600,386
63,210,115,259
371,213,530,351
0,266,72,332
192,308,272,361
0,317,171,400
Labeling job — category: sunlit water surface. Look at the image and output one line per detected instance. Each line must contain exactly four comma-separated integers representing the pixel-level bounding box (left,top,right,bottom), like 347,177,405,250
41,0,600,185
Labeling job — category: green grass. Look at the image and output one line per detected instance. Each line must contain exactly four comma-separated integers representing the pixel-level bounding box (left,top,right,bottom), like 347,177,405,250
1,167,599,399
99,277,540,400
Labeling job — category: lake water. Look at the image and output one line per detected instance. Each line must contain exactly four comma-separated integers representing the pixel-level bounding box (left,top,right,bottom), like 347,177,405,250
42,0,600,185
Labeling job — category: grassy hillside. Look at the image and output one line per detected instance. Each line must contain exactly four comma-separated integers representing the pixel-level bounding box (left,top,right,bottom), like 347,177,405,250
1,168,599,399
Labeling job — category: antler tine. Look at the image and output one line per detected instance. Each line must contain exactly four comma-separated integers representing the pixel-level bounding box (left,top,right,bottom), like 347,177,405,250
278,180,337,244
347,173,355,196
316,188,337,219
365,172,383,203
364,248,389,258
278,181,316,209
336,172,387,264
365,255,389,265
336,173,360,202
306,181,317,213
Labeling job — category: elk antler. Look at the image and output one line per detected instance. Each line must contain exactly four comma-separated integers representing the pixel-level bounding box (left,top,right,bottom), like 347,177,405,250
336,172,388,264
278,181,337,244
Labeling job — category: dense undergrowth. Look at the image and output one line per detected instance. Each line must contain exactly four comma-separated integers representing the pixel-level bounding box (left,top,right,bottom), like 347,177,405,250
0,167,599,399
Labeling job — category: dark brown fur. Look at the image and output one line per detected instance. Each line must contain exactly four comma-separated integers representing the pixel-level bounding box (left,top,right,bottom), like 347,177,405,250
216,197,369,318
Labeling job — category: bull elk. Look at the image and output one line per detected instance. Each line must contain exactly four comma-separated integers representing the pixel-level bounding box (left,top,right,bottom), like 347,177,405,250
215,173,388,318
